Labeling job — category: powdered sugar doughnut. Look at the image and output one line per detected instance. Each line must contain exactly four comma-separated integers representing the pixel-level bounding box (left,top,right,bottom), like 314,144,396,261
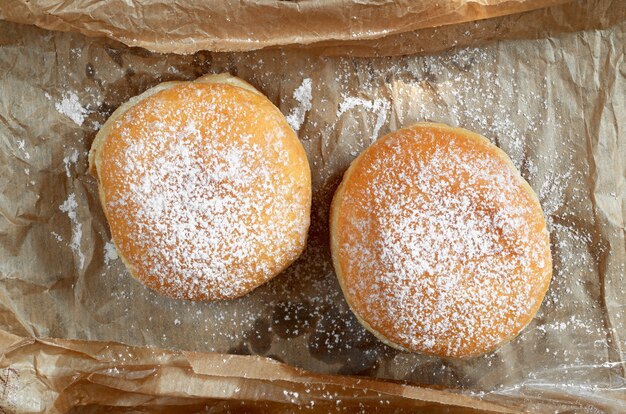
330,123,552,358
89,74,311,301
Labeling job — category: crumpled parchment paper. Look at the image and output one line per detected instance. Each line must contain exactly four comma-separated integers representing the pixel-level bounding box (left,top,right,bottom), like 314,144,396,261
0,0,624,412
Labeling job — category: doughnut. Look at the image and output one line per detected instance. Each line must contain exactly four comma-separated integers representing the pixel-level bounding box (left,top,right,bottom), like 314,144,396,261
89,74,311,301
330,123,552,358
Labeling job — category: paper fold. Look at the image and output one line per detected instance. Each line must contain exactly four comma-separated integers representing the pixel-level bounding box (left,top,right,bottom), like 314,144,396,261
0,331,515,413
0,0,569,54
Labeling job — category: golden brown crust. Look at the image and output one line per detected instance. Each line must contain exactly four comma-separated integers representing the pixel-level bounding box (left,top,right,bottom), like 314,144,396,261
90,74,311,301
330,123,552,358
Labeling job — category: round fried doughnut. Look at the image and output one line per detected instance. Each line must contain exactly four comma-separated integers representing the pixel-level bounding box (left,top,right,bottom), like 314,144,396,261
89,74,311,301
330,123,552,358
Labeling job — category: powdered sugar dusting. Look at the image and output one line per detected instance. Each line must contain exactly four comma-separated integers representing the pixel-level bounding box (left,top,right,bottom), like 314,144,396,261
336,127,551,357
55,91,89,126
17,139,30,160
539,168,572,230
337,96,390,143
104,241,118,265
286,78,312,132
63,149,80,177
102,83,309,300
60,193,85,269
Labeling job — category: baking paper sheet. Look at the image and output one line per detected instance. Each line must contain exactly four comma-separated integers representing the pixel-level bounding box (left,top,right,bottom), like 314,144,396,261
0,0,624,412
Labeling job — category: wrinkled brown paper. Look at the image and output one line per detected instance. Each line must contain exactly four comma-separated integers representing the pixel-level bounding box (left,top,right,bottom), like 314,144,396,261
0,0,570,54
0,0,625,412
0,330,514,413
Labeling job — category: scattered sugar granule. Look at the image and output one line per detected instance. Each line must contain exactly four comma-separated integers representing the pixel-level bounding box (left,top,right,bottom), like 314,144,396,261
17,139,30,159
59,193,85,269
104,241,118,265
283,390,300,401
55,91,89,126
286,78,312,132
63,149,80,177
